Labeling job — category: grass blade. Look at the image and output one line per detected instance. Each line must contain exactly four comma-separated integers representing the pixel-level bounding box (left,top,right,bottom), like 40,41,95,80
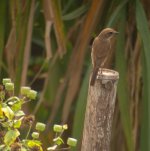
62,3,89,21
107,0,128,27
136,0,150,150
115,8,134,151
72,66,91,151
51,0,66,57
21,0,35,86
14,0,31,94
0,0,7,77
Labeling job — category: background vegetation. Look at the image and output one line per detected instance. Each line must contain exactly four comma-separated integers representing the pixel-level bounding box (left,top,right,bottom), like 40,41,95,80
0,0,150,150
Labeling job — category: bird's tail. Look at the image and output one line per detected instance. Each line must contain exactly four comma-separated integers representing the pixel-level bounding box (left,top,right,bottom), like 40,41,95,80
90,67,99,86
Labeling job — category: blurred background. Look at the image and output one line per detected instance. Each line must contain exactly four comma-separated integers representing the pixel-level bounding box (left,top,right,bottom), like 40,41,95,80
0,0,150,150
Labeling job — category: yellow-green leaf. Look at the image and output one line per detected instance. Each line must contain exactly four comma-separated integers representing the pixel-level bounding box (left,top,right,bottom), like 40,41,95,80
53,137,64,145
2,106,14,120
136,0,150,150
27,140,43,151
15,110,25,117
4,129,20,146
0,103,3,118
13,119,22,128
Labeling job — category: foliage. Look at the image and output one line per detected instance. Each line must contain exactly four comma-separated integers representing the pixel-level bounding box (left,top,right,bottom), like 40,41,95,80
0,78,77,151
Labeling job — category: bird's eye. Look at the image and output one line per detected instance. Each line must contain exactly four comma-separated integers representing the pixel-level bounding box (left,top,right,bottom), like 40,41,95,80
108,32,113,35
106,32,114,38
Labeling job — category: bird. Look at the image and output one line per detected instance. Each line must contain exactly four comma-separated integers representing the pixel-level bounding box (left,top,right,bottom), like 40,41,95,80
90,28,118,86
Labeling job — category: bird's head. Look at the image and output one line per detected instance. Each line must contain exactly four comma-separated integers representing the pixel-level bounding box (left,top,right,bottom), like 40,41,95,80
98,28,118,41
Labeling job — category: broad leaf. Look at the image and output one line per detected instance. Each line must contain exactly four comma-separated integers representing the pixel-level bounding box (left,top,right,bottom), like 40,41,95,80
4,129,20,146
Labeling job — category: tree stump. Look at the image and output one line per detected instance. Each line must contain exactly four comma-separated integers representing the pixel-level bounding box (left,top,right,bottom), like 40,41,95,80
81,68,119,151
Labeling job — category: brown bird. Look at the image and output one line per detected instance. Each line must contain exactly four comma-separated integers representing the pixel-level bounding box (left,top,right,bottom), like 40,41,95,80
90,28,118,86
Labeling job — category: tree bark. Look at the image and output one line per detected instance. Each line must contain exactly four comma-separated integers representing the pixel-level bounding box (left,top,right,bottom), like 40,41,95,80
81,68,119,151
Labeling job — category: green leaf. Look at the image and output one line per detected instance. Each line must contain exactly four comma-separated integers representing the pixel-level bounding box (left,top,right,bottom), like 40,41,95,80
13,119,22,128
3,146,11,151
135,0,150,150
15,110,25,117
27,140,43,151
7,96,20,102
4,129,20,146
53,137,64,145
0,103,3,118
0,91,5,101
72,66,90,150
0,0,7,73
7,96,22,112
27,140,42,146
51,0,66,57
11,101,22,112
2,106,14,120
62,3,89,20
107,0,128,27
1,121,12,128
115,8,133,151
14,1,31,94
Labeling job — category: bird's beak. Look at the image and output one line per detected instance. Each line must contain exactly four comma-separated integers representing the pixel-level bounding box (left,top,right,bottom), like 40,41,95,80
114,31,119,35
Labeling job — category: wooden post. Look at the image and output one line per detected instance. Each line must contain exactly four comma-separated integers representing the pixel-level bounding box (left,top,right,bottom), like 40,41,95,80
81,68,119,151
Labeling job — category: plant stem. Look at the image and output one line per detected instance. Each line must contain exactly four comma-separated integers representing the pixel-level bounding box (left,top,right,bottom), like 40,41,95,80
25,123,32,140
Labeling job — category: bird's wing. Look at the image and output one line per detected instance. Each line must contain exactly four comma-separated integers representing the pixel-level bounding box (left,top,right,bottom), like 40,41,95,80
92,38,110,67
